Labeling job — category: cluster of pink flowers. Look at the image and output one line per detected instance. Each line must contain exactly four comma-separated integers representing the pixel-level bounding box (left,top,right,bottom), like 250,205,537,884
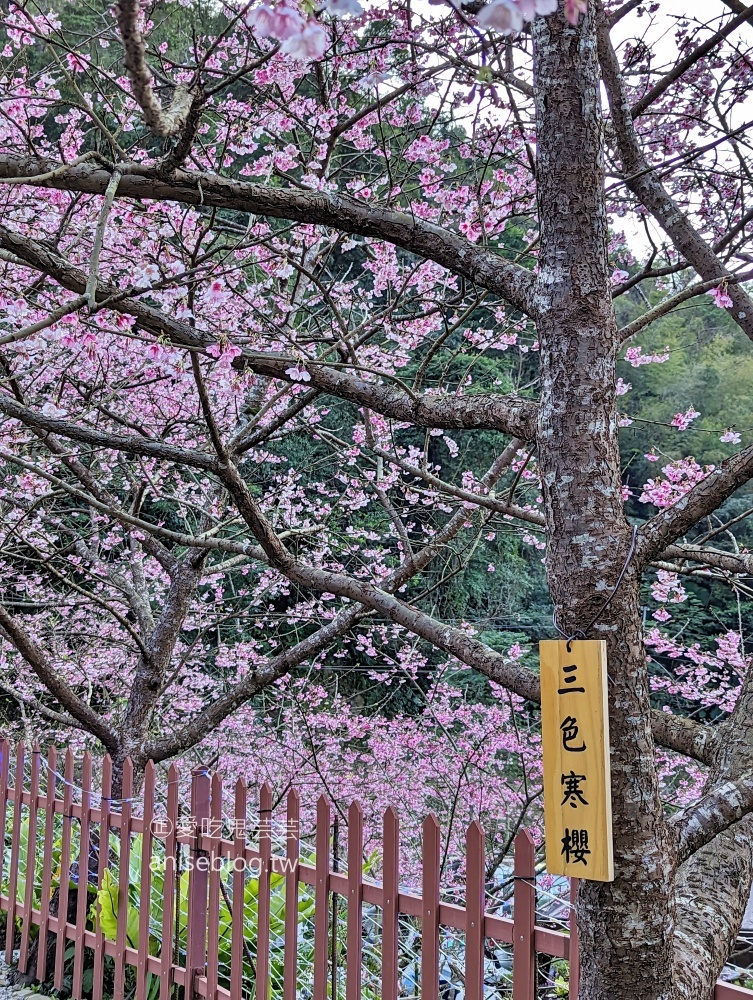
720,428,742,444
639,457,714,509
244,1,357,61
670,407,700,431
650,570,688,622
615,377,632,396
646,629,748,716
204,662,542,883
624,345,671,367
478,0,584,35
708,284,734,309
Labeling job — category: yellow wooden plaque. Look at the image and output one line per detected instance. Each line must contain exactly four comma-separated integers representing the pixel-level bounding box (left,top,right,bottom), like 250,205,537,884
540,639,614,882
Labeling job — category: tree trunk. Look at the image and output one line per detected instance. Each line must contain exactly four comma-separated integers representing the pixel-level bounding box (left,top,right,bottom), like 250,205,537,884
672,664,753,996
532,8,676,997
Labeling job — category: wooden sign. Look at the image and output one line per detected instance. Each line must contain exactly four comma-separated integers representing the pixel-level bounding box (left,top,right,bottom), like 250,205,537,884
539,639,614,882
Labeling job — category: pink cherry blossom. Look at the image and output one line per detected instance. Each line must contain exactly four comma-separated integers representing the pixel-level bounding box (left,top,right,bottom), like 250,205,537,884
208,279,226,299
671,407,700,431
66,52,89,73
41,401,66,418
245,4,281,37
720,428,742,444
564,0,588,24
0,0,750,932
246,2,305,40
281,21,328,60
624,345,670,367
207,341,243,365
640,458,713,509
477,0,524,34
708,285,734,309
651,570,687,606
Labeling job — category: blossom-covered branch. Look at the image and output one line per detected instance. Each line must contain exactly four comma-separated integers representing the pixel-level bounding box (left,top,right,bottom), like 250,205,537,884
0,224,538,440
636,444,753,567
0,155,538,316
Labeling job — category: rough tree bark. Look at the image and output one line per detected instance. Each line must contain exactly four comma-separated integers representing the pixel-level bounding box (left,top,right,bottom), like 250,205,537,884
533,9,676,998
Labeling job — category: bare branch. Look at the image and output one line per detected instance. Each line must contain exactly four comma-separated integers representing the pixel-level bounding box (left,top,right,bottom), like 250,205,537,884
650,712,720,768
371,444,546,524
597,6,753,344
115,0,199,137
618,274,753,342
631,6,753,119
84,168,121,306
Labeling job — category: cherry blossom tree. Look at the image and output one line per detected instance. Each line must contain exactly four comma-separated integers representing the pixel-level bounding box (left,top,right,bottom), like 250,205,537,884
1,0,753,995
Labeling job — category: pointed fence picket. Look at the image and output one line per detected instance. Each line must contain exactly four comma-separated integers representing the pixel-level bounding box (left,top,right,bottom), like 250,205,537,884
282,786,299,1000
0,738,749,1000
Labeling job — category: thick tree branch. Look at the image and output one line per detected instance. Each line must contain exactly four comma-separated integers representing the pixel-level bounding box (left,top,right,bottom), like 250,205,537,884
216,452,717,764
145,440,524,759
0,392,221,471
651,712,720,768
672,774,753,865
660,544,753,577
0,155,538,316
144,603,366,762
120,556,207,746
608,0,643,25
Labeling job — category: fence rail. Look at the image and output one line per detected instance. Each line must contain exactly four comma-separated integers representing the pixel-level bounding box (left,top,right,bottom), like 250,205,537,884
0,739,749,999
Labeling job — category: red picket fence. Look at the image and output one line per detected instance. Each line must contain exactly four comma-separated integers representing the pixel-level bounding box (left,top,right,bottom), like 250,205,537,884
0,738,750,999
